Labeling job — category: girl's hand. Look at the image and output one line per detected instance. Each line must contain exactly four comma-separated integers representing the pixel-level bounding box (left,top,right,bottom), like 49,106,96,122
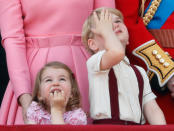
50,91,66,124
49,90,66,112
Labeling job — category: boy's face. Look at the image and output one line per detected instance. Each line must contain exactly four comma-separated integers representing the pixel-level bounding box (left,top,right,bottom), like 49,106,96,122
112,14,129,47
88,12,129,53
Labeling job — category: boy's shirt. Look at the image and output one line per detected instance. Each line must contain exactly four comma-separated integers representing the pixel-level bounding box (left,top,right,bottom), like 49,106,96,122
87,50,156,124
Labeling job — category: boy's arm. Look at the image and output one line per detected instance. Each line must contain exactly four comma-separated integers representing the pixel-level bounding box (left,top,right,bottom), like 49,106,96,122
137,66,166,125
100,31,125,70
92,10,125,71
143,99,166,125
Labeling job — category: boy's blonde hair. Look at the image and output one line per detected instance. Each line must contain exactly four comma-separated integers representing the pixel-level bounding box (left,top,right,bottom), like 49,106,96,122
82,7,124,54
32,61,81,111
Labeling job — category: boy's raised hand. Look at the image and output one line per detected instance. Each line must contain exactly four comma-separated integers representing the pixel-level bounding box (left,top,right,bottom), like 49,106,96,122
91,9,114,37
90,9,125,70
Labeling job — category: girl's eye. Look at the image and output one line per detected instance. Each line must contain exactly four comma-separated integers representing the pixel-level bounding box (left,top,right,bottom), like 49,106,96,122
45,79,52,82
114,19,122,23
59,78,66,81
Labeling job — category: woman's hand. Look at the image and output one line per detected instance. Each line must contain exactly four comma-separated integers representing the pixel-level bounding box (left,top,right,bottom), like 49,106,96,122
19,93,32,124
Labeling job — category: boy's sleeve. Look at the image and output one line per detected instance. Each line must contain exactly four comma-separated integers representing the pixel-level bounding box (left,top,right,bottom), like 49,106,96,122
136,66,156,106
87,50,106,72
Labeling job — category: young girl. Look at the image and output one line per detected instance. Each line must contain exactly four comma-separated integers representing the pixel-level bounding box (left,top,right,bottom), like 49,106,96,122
26,61,87,125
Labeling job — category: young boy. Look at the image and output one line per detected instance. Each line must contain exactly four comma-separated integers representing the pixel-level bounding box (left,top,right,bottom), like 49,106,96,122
82,7,166,125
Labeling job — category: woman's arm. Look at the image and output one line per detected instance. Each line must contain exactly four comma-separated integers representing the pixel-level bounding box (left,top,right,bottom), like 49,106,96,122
19,94,32,123
0,0,32,123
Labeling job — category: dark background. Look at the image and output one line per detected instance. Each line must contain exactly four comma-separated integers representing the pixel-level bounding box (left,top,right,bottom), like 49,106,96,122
0,35,9,106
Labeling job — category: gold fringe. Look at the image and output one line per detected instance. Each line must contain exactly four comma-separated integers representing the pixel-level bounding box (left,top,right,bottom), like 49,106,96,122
140,0,146,17
140,0,162,26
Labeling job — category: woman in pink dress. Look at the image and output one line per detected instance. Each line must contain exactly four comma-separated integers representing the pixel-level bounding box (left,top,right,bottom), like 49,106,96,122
0,0,115,125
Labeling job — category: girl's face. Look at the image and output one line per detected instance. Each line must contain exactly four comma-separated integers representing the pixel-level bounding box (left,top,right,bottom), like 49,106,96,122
39,67,72,107
112,14,129,47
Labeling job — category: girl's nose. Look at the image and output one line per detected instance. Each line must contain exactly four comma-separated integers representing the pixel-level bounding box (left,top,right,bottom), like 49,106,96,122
52,81,59,86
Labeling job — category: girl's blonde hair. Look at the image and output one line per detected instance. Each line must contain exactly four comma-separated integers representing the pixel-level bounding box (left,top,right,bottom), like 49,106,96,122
32,61,81,111
82,7,124,54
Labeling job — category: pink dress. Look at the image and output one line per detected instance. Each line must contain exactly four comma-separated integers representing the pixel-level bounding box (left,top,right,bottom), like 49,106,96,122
0,0,115,124
27,101,87,125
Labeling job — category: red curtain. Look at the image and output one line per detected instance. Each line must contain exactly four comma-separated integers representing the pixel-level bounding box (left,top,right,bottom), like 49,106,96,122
0,125,174,131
